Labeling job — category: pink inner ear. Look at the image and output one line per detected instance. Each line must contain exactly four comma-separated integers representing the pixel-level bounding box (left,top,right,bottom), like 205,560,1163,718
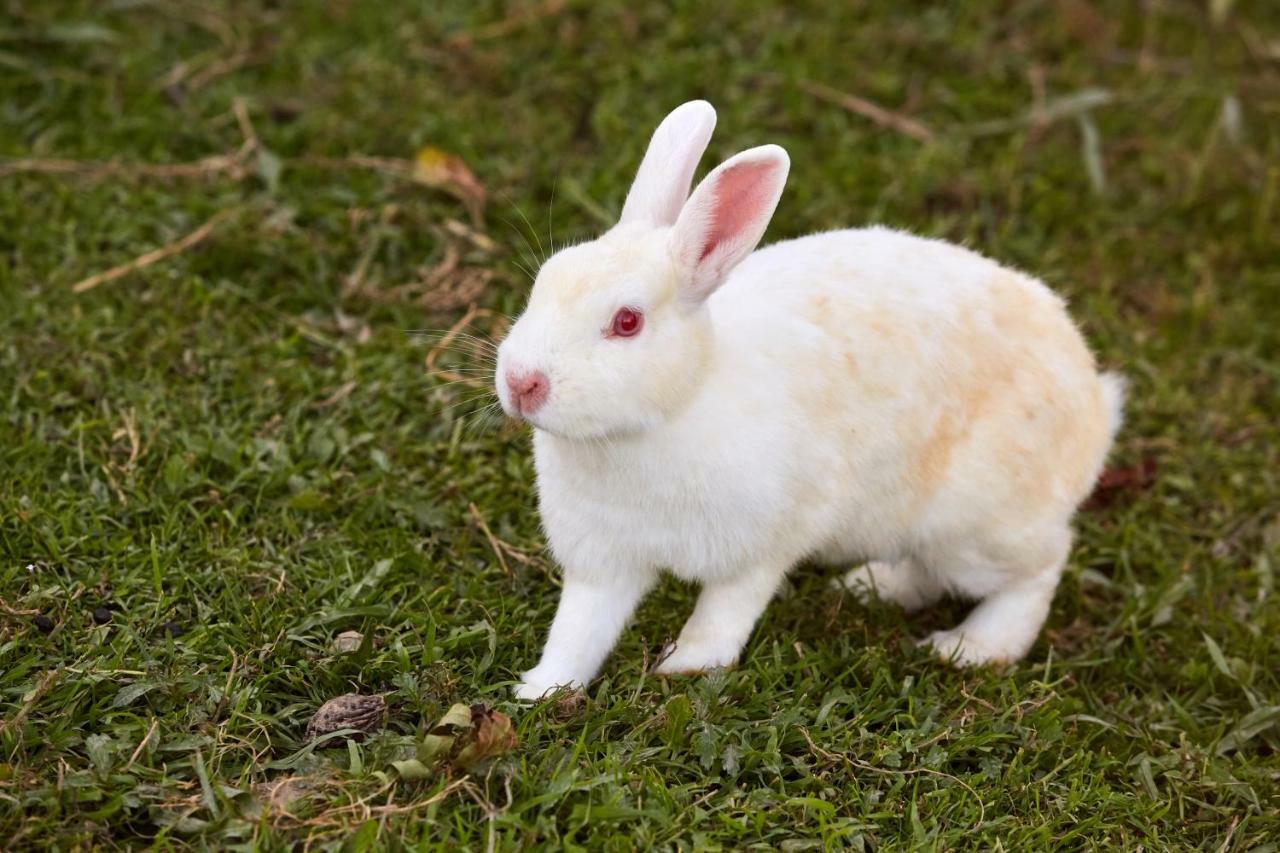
699,160,777,262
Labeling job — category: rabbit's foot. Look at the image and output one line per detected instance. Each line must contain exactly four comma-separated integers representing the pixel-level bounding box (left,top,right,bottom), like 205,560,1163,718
653,639,738,675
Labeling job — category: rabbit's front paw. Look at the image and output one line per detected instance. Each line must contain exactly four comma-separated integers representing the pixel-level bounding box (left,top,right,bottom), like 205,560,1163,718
513,666,581,701
653,640,738,675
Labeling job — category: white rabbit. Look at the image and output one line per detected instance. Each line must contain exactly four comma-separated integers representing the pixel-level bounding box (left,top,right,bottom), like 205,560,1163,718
495,100,1124,700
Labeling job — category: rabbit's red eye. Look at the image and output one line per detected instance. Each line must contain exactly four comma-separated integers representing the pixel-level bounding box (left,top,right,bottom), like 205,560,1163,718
610,307,643,338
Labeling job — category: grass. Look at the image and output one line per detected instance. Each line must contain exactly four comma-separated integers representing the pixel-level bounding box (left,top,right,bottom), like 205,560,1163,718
1,0,1278,848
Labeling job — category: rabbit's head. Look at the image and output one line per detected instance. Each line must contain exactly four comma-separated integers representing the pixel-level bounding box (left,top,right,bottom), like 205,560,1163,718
497,101,789,439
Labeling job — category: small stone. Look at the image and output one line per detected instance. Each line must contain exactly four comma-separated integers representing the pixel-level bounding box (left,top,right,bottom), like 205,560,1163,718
162,621,185,637
92,607,112,625
305,693,387,744
33,614,55,634
332,630,363,653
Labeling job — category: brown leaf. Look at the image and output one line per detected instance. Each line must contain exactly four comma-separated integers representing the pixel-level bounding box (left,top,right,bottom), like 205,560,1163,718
413,147,486,225
453,703,518,768
305,693,386,743
1056,0,1111,44
1084,457,1158,510
552,690,587,721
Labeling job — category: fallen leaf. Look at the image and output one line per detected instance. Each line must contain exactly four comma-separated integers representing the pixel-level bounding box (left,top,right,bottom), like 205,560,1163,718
305,693,386,743
413,147,486,225
1084,457,1158,510
395,702,518,778
414,702,472,766
1056,0,1109,43
391,757,435,780
455,704,517,768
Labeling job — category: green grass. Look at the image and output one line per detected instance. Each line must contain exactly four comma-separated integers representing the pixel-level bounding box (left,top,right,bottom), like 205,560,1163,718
2,0,1278,848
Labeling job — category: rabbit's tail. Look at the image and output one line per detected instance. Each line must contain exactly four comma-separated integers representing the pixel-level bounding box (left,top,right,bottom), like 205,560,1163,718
1099,371,1127,443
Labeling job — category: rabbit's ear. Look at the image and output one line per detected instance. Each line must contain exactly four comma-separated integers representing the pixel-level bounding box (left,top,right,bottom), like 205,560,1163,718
670,145,789,303
619,101,717,227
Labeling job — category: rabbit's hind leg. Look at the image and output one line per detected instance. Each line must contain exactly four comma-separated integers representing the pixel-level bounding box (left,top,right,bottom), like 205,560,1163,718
832,556,944,613
919,527,1070,667
921,572,1058,666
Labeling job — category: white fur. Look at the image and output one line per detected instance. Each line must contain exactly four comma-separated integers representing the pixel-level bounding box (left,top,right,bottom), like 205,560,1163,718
497,103,1124,699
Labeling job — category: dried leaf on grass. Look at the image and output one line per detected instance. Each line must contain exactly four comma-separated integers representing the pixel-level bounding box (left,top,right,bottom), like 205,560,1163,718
1084,457,1158,510
455,704,518,767
413,147,486,226
392,703,517,780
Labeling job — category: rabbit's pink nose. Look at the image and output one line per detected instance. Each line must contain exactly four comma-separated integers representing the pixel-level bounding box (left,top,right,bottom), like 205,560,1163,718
506,369,550,414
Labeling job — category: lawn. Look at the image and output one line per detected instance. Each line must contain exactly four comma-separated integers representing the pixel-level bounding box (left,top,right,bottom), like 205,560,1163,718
2,0,1278,848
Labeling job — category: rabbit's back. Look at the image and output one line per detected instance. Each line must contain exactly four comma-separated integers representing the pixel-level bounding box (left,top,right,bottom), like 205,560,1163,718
710,227,1117,554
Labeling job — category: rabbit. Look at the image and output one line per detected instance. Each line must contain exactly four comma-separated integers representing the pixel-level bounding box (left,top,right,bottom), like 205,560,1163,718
495,100,1125,700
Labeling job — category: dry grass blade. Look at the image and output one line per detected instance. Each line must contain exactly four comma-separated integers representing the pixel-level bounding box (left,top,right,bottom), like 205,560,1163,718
0,597,41,617
0,669,60,735
425,303,491,387
71,208,240,293
447,0,569,46
312,380,359,410
470,502,513,578
161,43,264,93
1,151,425,187
296,154,416,180
798,79,935,143
125,718,160,769
0,153,252,182
966,88,1113,136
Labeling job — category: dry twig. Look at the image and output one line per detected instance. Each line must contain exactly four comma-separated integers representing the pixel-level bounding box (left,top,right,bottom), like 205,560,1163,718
447,0,569,46
0,153,252,182
125,718,161,769
798,79,935,143
470,502,513,578
425,304,492,388
70,208,240,293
